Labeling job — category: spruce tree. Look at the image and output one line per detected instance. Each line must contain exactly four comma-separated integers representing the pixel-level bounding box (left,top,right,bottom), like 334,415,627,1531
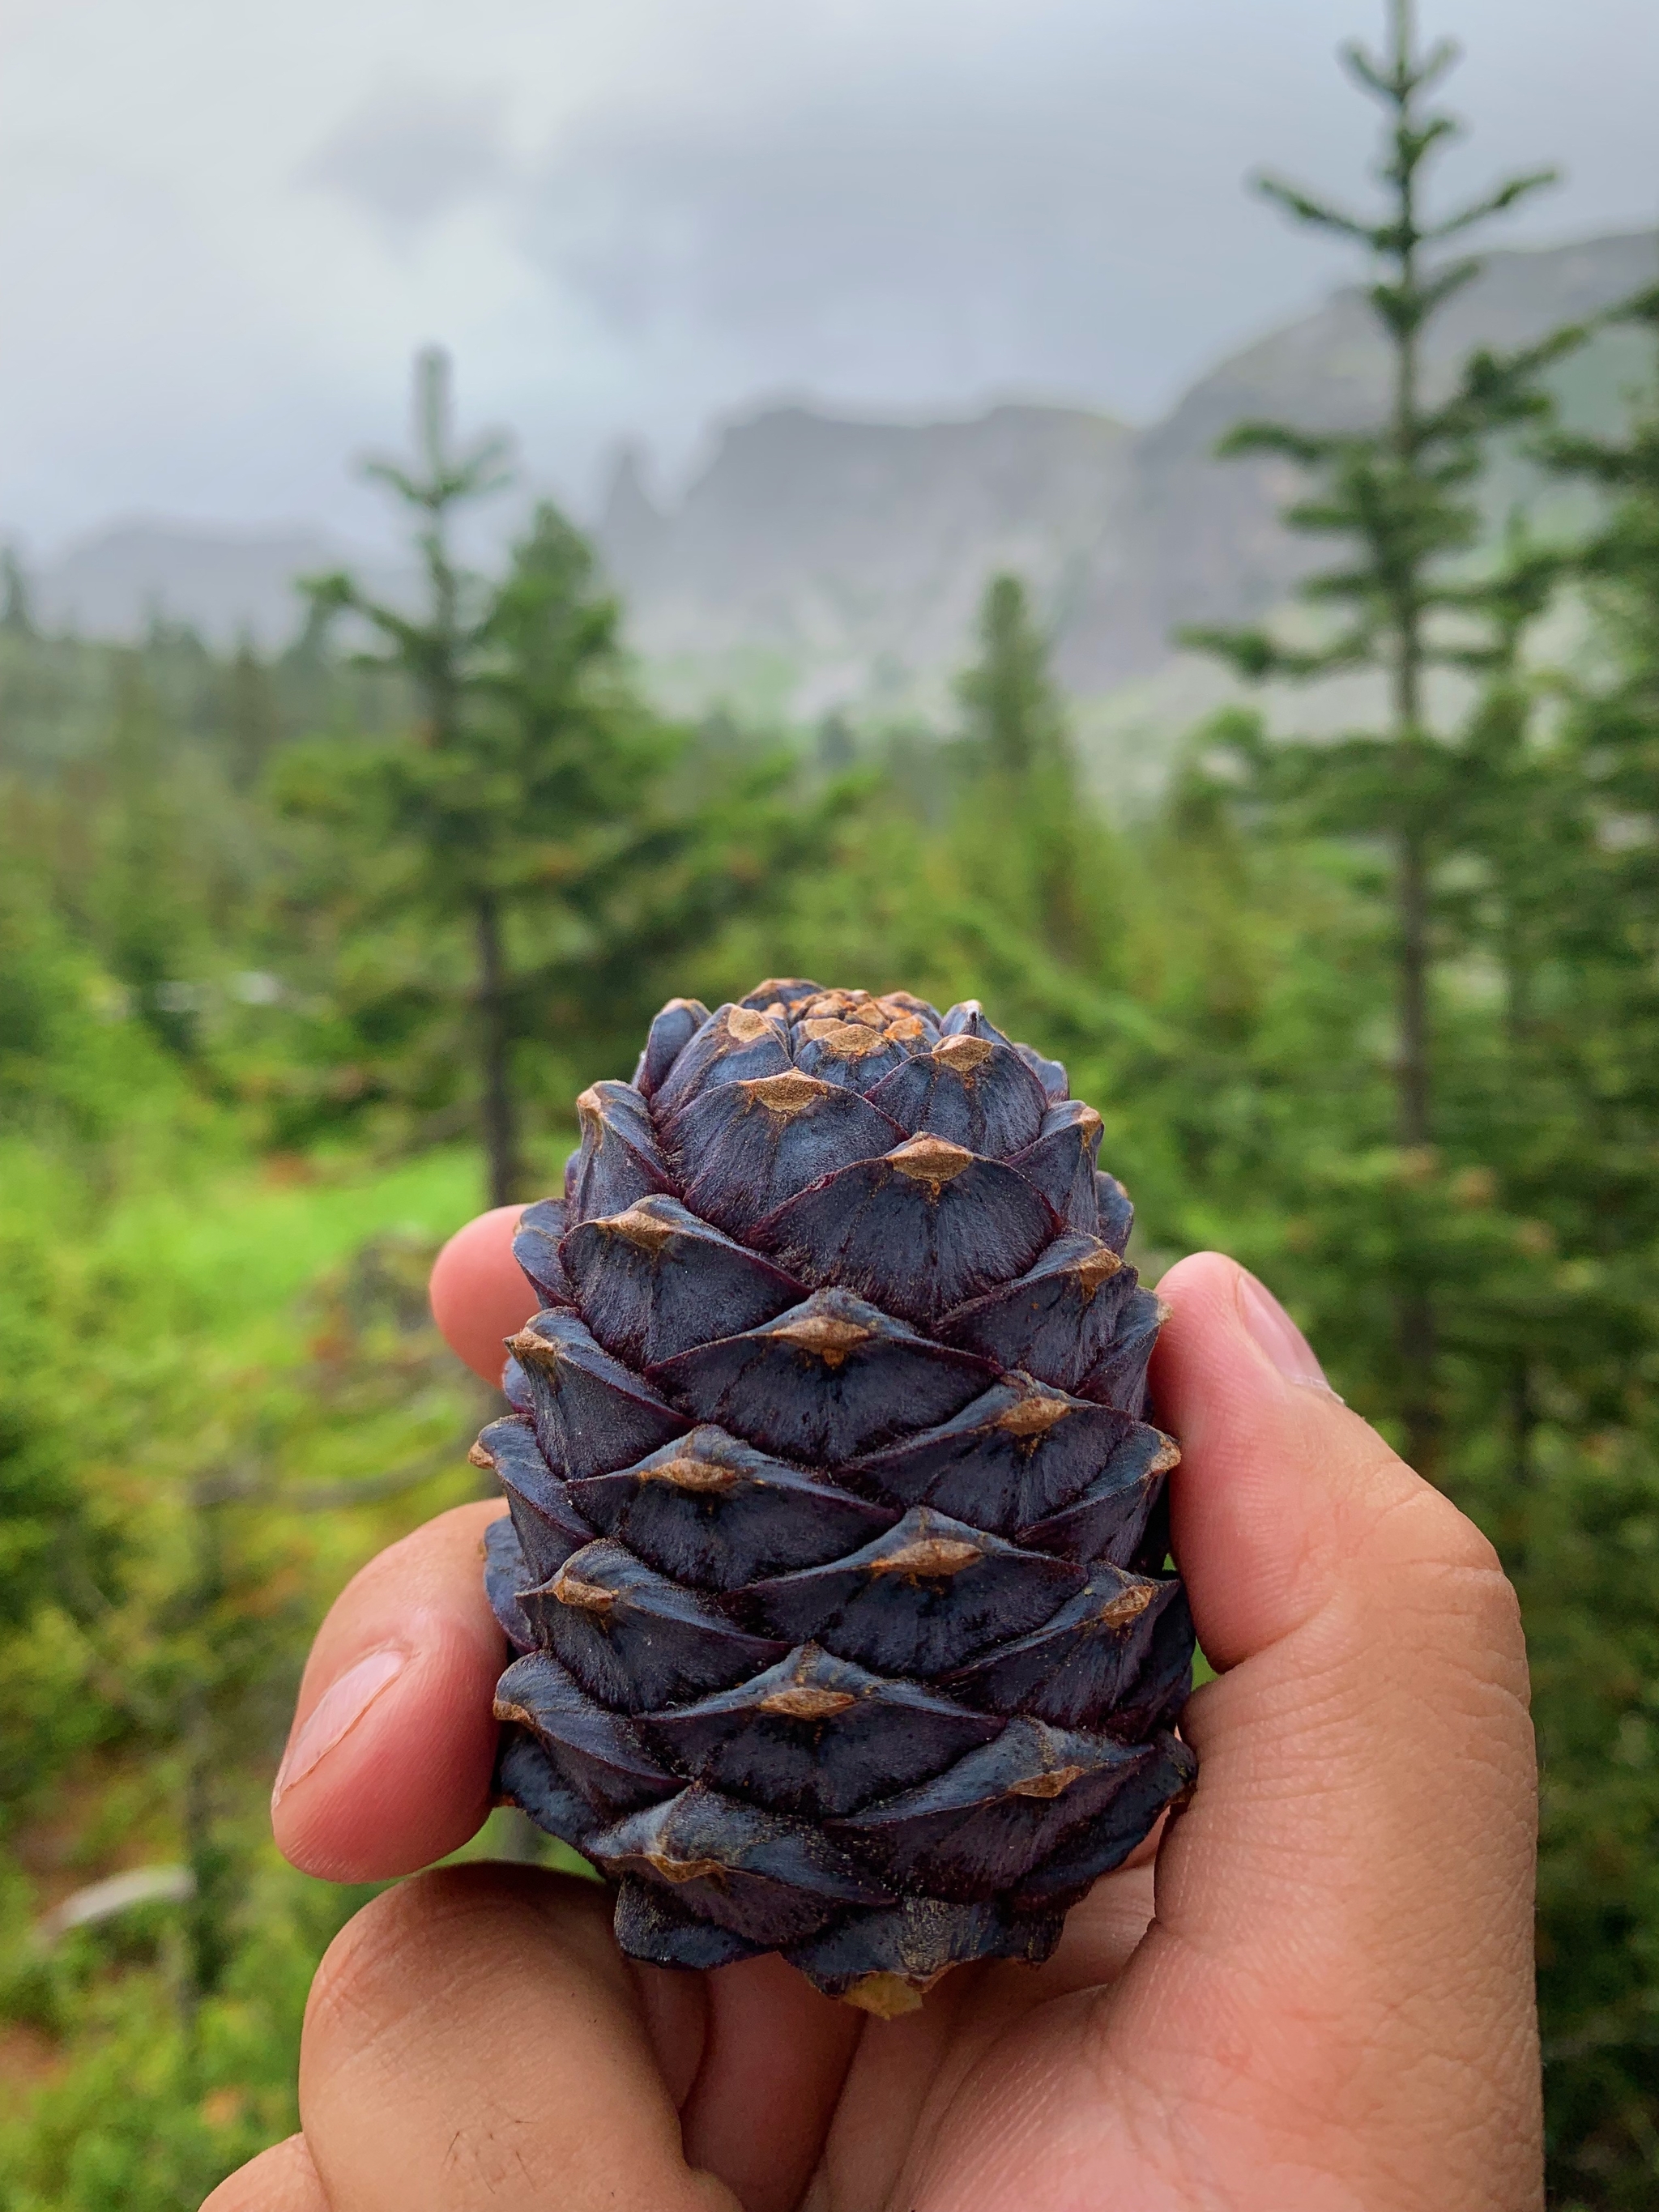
1542,281,1659,886
955,572,1092,967
0,548,35,639
97,658,203,1055
286,353,822,1200
1512,283,1659,2201
299,347,522,1197
1184,0,1577,1466
224,634,283,795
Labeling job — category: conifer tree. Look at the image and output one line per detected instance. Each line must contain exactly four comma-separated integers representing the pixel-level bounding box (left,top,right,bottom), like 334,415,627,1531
956,572,1093,967
285,352,822,1200
97,658,202,1055
298,347,522,1195
1184,0,1578,1466
1542,281,1659,899
225,634,283,795
1523,312,1659,2196
0,548,35,638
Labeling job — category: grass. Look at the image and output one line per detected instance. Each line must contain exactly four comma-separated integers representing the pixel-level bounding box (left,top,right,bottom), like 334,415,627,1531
0,1130,516,2207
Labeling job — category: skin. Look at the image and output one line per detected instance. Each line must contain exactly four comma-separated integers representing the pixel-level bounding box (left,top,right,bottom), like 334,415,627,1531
207,1222,1542,2212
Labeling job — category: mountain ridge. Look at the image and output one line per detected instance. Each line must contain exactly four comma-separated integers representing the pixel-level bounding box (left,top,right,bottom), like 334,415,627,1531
11,229,1653,745
597,228,1655,719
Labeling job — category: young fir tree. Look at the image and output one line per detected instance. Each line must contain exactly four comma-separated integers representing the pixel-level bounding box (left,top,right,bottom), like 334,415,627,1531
224,634,283,795
1508,280,1659,2200
1,547,36,639
1184,0,1576,1468
96,658,204,1056
295,347,524,1196
954,573,1094,969
1542,279,1659,982
285,351,822,1201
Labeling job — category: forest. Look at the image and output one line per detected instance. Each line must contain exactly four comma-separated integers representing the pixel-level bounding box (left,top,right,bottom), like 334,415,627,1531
2,15,1658,2210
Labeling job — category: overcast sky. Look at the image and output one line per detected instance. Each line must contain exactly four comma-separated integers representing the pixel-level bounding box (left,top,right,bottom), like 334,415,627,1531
2,0,1654,555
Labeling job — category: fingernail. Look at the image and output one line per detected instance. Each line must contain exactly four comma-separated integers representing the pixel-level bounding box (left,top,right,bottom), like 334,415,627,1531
1238,1272,1339,1396
271,1647,407,1811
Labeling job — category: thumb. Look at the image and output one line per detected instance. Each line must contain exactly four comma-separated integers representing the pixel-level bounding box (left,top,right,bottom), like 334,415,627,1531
1120,1253,1539,2209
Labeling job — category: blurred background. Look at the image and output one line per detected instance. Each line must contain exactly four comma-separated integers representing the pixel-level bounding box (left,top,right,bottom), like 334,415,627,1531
1,0,1656,2202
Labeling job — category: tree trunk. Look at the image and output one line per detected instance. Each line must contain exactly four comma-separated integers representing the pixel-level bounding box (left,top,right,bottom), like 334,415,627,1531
1396,815,1439,1470
1394,807,1441,1467
1504,1354,1537,1577
177,1483,236,2068
475,891,522,1208
1388,45,1439,1476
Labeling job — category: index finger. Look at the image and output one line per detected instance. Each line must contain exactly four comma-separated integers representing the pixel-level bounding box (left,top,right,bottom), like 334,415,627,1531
429,1204,539,1384
271,1502,507,1880
271,1206,541,1881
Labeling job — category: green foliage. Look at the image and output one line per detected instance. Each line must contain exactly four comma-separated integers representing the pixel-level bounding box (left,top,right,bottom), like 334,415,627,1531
284,351,833,1204
951,573,1106,968
1183,0,1580,1470
0,1123,490,2202
2,240,1658,2203
1162,19,1659,2192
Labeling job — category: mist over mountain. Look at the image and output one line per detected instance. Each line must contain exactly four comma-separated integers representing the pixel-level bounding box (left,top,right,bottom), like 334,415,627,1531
596,230,1656,724
17,229,1653,748
24,523,402,650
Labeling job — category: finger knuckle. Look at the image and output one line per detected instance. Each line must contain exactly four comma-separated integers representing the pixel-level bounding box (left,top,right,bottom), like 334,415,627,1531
1369,1471,1502,1581
1367,1483,1528,1684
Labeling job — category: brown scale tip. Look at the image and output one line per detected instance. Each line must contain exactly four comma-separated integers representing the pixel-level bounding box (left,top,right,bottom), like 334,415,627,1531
505,1328,561,1366
1008,1764,1085,1800
748,978,817,1004
800,989,871,1019
1068,1247,1124,1296
770,1313,874,1365
1096,1583,1156,1627
740,1072,837,1117
644,1851,728,1886
552,1571,616,1613
841,1971,939,2018
600,1204,678,1251
993,1389,1073,1438
726,1007,780,1044
642,1455,740,1494
758,1686,859,1721
467,1439,497,1469
932,1033,996,1071
888,1136,975,1186
800,1018,891,1058
868,1536,983,1579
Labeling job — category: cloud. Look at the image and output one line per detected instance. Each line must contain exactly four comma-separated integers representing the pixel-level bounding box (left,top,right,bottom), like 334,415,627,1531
2,0,1657,546
504,0,1658,428
302,79,510,232
508,10,1354,424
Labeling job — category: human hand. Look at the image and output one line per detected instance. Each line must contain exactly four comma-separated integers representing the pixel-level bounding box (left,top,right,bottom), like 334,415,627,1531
206,1214,1541,2211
